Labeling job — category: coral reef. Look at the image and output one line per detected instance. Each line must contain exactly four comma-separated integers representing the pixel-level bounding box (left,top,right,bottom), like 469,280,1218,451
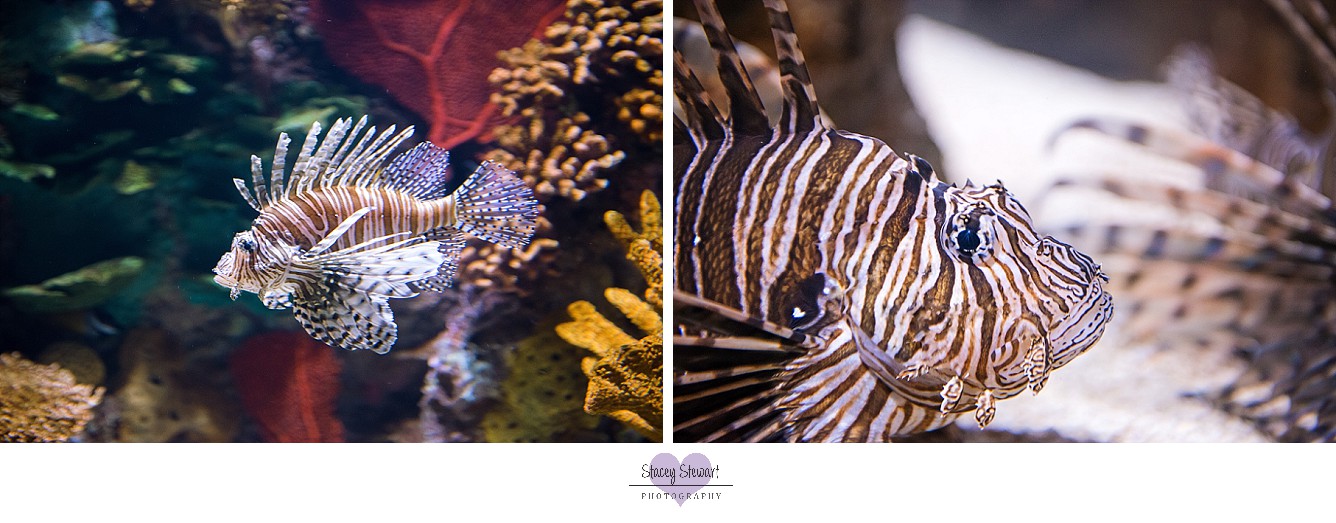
0,352,105,442
2,256,144,313
555,191,663,440
603,189,661,306
110,328,239,442
486,0,662,202
0,0,663,445
230,331,344,442
455,217,562,294
308,0,568,149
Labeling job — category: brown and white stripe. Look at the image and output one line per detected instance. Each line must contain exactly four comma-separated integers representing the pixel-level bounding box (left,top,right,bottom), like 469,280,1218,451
674,0,1113,442
214,116,538,353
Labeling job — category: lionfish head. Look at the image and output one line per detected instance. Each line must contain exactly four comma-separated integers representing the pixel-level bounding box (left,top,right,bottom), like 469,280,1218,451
937,176,1113,372
213,230,266,300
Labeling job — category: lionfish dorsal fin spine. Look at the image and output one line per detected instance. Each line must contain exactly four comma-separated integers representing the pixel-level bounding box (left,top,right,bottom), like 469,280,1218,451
762,0,823,132
330,124,375,186
694,0,771,135
288,120,323,196
673,51,727,142
307,117,353,187
233,176,261,212
354,125,415,189
1265,0,1336,87
270,132,291,203
351,125,398,188
323,115,368,188
245,153,268,209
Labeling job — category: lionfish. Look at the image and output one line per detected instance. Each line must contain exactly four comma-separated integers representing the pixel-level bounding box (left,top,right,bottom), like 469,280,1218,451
673,0,1114,442
1042,0,1336,441
213,116,538,354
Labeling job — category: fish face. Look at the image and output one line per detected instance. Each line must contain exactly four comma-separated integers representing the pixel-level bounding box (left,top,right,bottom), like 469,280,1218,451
213,230,271,299
836,164,1114,401
908,179,1112,390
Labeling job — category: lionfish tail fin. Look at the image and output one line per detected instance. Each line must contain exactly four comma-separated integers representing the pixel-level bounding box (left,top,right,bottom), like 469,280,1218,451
761,0,823,132
452,161,539,249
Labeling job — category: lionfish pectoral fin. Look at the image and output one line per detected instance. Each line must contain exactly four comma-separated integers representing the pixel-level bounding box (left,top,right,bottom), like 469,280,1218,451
308,207,375,256
850,321,912,387
672,334,800,353
451,161,539,249
304,236,448,299
675,293,804,342
293,286,398,354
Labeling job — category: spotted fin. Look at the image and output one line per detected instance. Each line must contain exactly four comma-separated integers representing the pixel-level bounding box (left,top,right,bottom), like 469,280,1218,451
293,285,398,354
411,228,467,292
451,161,539,248
382,142,455,201
302,235,448,299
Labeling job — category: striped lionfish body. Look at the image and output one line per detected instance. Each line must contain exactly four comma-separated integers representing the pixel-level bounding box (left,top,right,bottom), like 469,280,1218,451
214,116,538,354
673,0,1113,442
1042,1,1336,441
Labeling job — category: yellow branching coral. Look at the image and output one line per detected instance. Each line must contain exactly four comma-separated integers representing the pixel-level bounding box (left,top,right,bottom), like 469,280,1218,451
1,352,105,442
606,190,662,307
556,190,663,440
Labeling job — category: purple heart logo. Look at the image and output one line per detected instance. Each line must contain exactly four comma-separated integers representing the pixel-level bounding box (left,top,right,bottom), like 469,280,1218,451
650,452,712,506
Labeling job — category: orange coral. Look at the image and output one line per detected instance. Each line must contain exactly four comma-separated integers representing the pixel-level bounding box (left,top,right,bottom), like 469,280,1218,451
1,352,105,442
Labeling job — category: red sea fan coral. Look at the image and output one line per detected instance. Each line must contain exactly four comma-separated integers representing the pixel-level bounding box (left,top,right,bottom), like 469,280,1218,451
229,332,344,442
309,0,568,149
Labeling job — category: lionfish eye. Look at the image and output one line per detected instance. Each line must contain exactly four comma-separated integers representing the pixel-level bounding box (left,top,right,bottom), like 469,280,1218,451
239,239,257,253
956,227,981,255
786,272,838,332
946,209,994,263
